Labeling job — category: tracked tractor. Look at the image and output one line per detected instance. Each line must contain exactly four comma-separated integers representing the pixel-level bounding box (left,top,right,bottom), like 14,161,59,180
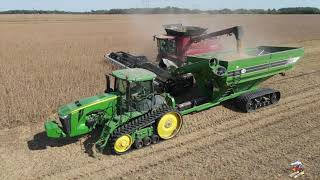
45,68,183,154
45,26,304,154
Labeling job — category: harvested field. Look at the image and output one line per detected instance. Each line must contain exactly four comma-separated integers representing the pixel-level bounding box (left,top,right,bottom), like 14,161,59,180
0,14,320,179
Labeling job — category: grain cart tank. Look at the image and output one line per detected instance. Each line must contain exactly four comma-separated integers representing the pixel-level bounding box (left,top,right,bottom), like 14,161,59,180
173,46,304,114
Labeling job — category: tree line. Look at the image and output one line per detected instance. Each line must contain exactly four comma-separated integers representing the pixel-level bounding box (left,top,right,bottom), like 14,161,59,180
1,7,320,14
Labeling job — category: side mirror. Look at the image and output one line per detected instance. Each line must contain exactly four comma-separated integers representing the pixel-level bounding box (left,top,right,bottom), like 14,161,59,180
104,74,112,93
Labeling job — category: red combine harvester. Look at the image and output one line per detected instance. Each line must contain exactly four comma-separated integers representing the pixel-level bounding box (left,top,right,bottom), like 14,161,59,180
105,25,243,93
155,24,243,68
107,24,243,69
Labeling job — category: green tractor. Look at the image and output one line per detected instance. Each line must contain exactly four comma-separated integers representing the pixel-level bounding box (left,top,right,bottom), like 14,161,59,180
45,68,183,154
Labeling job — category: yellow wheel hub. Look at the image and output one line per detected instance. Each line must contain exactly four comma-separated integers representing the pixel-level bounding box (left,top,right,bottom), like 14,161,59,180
157,112,183,139
114,134,133,153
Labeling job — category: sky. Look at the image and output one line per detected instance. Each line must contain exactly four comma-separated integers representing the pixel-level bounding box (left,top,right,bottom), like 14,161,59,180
1,0,319,12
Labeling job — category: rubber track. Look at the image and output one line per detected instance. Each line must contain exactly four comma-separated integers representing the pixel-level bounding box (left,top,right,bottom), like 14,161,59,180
235,88,280,112
109,104,176,154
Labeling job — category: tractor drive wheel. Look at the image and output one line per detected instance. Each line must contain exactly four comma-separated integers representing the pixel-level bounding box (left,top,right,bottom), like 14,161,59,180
156,111,183,140
113,134,133,154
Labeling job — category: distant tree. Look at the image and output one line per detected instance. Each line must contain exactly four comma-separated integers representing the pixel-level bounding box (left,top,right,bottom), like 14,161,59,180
1,7,320,15
278,7,320,14
218,8,232,14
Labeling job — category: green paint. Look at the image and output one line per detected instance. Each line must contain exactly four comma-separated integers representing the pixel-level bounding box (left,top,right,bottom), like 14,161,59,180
112,68,157,81
133,126,154,140
177,46,304,115
44,121,66,138
45,92,118,138
58,93,117,117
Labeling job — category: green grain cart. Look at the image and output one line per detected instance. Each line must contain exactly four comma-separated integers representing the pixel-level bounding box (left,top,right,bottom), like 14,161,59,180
45,46,304,154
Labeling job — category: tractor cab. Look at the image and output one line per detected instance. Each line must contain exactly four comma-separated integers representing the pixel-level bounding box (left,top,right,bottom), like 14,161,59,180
109,68,164,113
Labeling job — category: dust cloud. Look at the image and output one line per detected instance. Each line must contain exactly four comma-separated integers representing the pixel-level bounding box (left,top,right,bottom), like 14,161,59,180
116,14,270,60
117,14,320,61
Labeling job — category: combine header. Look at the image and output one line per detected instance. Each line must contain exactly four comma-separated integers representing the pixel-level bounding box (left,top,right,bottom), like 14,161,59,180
44,25,304,155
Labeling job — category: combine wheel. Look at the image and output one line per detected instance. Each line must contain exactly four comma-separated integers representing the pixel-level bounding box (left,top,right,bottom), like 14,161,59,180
151,134,160,144
134,139,143,149
113,134,133,154
156,112,183,140
143,137,152,146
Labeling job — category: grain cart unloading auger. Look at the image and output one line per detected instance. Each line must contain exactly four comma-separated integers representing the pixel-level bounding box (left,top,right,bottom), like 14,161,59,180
44,26,304,155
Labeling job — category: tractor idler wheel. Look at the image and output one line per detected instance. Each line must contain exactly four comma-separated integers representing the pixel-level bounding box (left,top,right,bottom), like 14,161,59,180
113,134,133,154
151,134,160,144
134,139,143,149
143,137,152,146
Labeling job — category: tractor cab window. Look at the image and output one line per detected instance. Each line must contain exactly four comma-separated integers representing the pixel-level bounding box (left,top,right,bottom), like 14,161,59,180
130,81,152,101
115,78,131,113
158,39,176,54
115,79,153,101
116,79,128,98
115,78,154,112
